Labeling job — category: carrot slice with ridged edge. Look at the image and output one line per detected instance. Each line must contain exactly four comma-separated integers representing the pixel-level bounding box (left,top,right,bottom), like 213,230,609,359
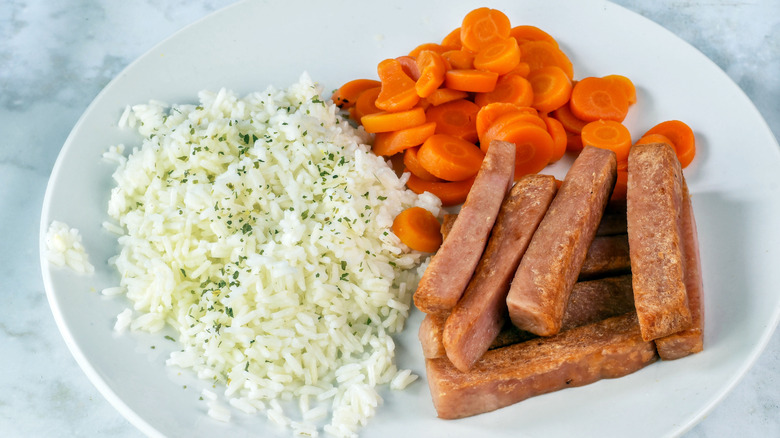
642,120,696,168
581,119,633,163
474,73,534,107
569,76,629,122
372,121,437,156
375,58,420,112
460,7,512,52
417,134,485,181
392,207,443,253
426,99,480,143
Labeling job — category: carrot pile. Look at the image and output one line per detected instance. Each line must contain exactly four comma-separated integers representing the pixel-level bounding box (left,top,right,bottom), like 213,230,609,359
332,7,697,248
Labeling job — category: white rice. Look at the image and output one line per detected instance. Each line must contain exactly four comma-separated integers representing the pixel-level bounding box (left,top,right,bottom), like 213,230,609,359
104,73,436,436
45,221,95,274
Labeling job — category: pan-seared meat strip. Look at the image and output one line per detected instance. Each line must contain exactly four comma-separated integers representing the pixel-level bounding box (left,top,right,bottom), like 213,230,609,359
443,174,557,371
627,142,692,341
655,178,704,359
426,312,657,419
507,146,617,336
414,140,516,314
578,234,631,280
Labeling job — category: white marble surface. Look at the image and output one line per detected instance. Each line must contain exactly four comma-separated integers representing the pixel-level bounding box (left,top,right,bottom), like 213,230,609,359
1,0,778,436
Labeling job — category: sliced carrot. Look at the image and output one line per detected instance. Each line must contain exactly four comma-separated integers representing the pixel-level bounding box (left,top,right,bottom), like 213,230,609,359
580,119,633,162
509,25,559,47
551,102,588,134
405,172,476,206
569,76,629,122
396,56,421,81
441,49,475,70
372,121,437,156
332,79,381,109
642,120,696,168
425,98,480,143
352,86,382,121
415,50,448,98
566,132,583,153
441,27,462,49
409,42,451,57
361,107,426,133
425,88,469,106
635,133,673,147
417,134,485,181
475,102,537,140
392,207,443,253
519,40,574,79
473,37,520,75
460,7,512,53
444,69,499,93
604,74,637,105
375,58,420,112
527,65,572,113
404,147,442,181
543,115,567,163
611,160,628,202
474,73,534,107
504,61,531,78
479,110,545,146
482,121,554,179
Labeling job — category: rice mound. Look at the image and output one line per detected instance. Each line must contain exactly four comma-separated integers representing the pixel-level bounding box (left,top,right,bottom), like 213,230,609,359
103,73,438,437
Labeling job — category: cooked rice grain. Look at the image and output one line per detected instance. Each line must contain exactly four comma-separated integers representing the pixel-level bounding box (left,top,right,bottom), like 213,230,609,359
106,73,432,436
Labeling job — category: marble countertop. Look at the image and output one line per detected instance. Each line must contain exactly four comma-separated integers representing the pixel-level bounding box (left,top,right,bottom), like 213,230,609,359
1,0,778,436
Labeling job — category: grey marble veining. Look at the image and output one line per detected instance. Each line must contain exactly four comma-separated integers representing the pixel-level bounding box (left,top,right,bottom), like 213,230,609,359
1,1,778,437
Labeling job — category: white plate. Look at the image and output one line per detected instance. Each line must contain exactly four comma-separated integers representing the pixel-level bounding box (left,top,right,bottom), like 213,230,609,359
40,1,780,437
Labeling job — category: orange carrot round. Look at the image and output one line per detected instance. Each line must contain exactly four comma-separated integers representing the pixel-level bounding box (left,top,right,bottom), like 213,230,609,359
361,107,426,133
426,88,469,106
527,65,572,114
481,120,554,179
375,58,420,112
509,25,559,47
404,147,442,181
611,160,629,202
442,50,475,70
460,7,512,52
604,74,637,105
474,73,534,107
372,121,437,156
473,37,521,75
441,27,462,49
332,79,382,109
475,102,538,140
444,69,499,93
416,50,448,98
543,115,567,163
352,86,382,121
634,133,673,147
642,120,696,168
551,102,588,134
569,76,629,122
566,132,583,153
417,134,485,181
518,40,574,79
409,43,450,57
405,172,476,206
580,119,633,162
425,99,480,143
392,207,443,253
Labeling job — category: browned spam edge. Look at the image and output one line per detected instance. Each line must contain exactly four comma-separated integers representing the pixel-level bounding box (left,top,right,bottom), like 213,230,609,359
506,146,617,336
420,313,449,359
655,179,704,359
627,142,692,341
578,234,631,280
413,140,516,314
426,313,658,419
443,175,558,372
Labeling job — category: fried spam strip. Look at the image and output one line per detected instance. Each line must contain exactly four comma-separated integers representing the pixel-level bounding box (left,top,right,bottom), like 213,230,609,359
627,142,692,341
443,174,557,371
414,140,516,313
426,312,657,419
655,178,704,359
